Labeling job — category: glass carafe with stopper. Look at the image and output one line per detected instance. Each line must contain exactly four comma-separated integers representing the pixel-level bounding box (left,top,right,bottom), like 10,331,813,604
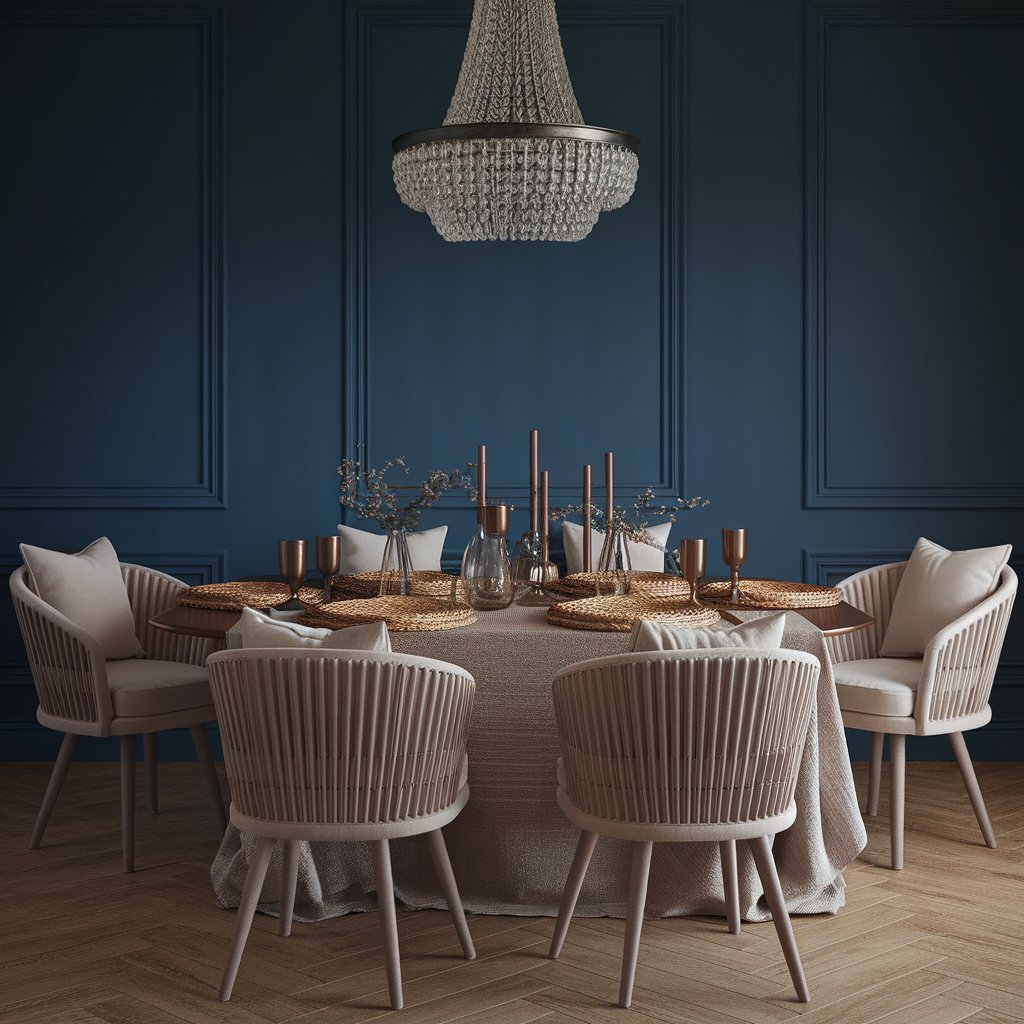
462,505,515,610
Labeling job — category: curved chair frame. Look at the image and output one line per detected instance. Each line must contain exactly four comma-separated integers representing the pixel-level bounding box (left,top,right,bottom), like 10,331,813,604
10,563,226,872
206,648,478,1010
829,563,1018,868
548,648,821,1008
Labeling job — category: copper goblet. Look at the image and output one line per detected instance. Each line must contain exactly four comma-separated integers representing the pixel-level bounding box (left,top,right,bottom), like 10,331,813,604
315,535,341,604
722,528,748,603
278,539,308,609
680,538,707,608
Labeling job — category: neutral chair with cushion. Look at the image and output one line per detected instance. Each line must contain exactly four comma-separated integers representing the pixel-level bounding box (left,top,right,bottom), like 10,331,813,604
10,559,227,872
549,649,820,1008
207,648,477,1009
829,551,1017,870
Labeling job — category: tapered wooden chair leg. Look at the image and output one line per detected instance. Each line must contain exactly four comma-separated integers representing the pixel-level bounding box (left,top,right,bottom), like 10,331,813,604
373,839,404,1010
120,735,136,874
190,723,227,834
720,839,741,935
618,840,653,1009
866,733,884,816
550,830,599,959
950,732,997,849
219,836,273,1001
751,835,809,1003
30,733,77,849
890,734,906,870
144,733,158,814
426,829,475,959
279,840,300,937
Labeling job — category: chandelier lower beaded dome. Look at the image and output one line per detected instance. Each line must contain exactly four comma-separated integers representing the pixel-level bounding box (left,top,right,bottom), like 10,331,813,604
392,0,639,243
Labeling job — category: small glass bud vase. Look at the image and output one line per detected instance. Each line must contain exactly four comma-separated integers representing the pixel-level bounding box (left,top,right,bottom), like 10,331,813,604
596,522,632,595
462,506,516,611
379,527,413,596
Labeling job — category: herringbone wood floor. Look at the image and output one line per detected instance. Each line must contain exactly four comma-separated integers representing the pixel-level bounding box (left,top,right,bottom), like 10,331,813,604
1,760,1022,1024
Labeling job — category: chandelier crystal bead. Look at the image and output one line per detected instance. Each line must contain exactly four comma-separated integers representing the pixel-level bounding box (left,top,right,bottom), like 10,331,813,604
392,0,639,243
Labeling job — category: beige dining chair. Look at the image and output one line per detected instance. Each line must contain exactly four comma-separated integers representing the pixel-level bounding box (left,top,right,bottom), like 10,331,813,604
10,563,227,872
829,563,1017,869
206,648,477,1009
549,648,820,1008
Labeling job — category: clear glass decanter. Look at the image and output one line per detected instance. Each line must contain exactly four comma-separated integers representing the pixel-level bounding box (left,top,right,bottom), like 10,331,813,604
462,506,515,610
379,527,413,596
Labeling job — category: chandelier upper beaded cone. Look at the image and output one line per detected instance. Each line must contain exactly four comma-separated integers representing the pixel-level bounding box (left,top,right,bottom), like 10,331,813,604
392,0,640,243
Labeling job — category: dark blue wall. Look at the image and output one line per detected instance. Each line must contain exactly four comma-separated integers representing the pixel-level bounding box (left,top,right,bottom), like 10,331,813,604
1,0,1021,762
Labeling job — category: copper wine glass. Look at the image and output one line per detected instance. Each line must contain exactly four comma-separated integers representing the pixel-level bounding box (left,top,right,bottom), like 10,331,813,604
721,528,748,603
680,538,707,608
277,539,308,609
315,535,341,604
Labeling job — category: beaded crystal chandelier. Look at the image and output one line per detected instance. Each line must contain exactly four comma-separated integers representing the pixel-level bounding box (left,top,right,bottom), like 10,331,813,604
392,0,640,242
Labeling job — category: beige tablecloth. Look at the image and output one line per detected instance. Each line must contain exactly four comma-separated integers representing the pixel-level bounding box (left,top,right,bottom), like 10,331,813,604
210,607,867,922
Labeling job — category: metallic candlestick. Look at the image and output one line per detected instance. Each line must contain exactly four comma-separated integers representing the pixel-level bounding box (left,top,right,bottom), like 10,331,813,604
477,443,487,523
604,451,614,521
315,535,340,604
529,429,539,537
540,470,550,561
680,538,707,607
582,463,592,572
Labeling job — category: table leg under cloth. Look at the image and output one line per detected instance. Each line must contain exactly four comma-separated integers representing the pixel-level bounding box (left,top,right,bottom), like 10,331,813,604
210,608,866,922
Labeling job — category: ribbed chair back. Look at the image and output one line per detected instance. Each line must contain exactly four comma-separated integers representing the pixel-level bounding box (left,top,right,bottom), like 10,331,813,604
549,648,821,1008
206,648,479,1009
553,649,820,834
207,649,475,833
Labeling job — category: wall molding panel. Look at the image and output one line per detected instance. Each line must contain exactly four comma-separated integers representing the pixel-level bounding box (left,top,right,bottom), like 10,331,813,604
803,2,1024,510
0,1,226,509
342,1,685,504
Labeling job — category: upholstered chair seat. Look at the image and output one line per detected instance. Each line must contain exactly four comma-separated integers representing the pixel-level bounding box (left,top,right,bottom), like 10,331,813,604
833,658,923,718
105,660,212,718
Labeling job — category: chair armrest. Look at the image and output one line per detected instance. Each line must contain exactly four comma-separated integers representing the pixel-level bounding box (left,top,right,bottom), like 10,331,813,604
826,560,907,665
121,563,220,666
915,566,1018,730
9,566,112,732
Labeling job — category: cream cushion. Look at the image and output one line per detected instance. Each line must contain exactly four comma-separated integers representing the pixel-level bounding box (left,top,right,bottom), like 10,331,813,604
880,537,1012,657
20,537,144,660
336,524,448,574
106,660,211,718
230,607,392,653
629,612,787,653
834,658,923,718
562,521,672,574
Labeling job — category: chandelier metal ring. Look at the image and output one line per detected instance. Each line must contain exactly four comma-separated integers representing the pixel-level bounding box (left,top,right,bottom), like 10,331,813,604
393,123,641,155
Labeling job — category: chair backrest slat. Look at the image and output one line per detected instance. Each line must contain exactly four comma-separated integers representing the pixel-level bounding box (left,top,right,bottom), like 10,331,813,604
207,649,475,828
553,650,819,827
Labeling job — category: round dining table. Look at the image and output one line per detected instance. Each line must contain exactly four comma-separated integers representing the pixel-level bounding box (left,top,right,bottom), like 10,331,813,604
150,592,872,924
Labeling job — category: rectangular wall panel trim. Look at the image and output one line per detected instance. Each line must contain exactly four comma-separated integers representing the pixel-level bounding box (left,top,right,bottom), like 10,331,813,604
803,1,1024,509
0,1,226,509
342,1,685,505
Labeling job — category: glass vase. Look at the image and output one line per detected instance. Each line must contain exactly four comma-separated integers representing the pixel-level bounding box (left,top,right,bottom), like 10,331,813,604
596,523,632,595
463,506,516,610
379,527,413,596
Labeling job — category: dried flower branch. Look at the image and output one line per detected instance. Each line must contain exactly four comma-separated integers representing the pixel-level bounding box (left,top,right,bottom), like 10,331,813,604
339,455,477,531
551,487,710,571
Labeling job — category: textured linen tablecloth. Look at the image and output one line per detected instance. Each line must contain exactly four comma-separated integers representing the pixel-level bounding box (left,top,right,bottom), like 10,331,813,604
210,607,867,922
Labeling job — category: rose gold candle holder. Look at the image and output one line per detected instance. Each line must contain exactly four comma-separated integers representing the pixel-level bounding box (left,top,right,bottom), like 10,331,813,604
516,467,558,606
